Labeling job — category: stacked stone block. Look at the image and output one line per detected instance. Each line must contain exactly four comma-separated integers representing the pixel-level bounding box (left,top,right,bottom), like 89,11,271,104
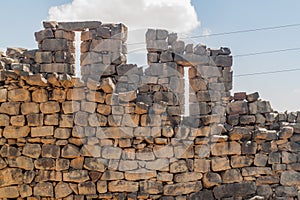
34,22,77,75
80,23,128,81
0,22,299,199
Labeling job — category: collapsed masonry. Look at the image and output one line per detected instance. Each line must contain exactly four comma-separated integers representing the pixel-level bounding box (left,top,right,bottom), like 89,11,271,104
0,21,299,199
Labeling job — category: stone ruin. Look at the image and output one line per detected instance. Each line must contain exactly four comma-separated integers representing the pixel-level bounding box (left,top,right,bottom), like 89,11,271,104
0,21,299,199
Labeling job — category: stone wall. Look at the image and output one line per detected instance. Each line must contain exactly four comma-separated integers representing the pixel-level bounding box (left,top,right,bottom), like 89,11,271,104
0,21,299,199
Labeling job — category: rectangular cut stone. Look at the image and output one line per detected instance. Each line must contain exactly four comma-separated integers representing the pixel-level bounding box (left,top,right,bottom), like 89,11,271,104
280,171,300,186
146,40,168,52
211,157,231,171
97,127,133,139
231,156,253,168
35,51,53,63
35,28,54,42
0,186,19,198
55,30,75,40
31,126,54,137
211,142,241,156
194,159,211,173
214,55,233,67
226,101,249,115
242,167,273,176
90,39,123,53
213,182,256,199
125,169,156,181
57,21,102,31
175,54,210,66
0,89,7,102
3,126,30,138
108,180,139,192
0,102,20,115
196,65,222,78
163,182,202,196
41,39,69,51
0,168,23,187
63,170,90,182
40,63,73,74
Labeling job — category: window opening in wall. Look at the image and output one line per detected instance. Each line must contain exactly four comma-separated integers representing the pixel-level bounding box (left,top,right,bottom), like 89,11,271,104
75,32,81,78
184,67,190,117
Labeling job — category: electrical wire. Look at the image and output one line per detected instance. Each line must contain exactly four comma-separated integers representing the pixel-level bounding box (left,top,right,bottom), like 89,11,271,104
234,68,300,77
234,47,300,58
127,23,300,46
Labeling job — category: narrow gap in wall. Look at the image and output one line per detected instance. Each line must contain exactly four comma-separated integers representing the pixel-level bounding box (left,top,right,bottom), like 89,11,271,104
184,67,190,117
75,32,81,78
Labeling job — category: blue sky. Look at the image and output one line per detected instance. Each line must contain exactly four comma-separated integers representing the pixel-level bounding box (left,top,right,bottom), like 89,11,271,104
0,0,300,111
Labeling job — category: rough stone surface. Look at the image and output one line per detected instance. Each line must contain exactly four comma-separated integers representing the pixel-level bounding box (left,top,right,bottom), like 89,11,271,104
0,21,298,199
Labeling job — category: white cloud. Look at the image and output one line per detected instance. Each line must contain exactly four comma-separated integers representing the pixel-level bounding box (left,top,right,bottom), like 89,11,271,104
48,0,199,33
48,0,200,66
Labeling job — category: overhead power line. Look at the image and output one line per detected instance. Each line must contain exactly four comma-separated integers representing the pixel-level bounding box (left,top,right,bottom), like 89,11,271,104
127,22,300,46
234,68,300,77
188,23,300,39
234,47,300,58
128,46,300,59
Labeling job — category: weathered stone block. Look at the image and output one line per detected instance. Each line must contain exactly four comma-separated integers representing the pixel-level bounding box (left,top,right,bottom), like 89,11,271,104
32,90,48,104
56,159,70,171
34,182,54,197
222,169,243,183
119,160,138,171
211,141,241,156
84,158,105,172
62,101,80,114
34,158,55,170
140,181,163,194
147,40,168,52
0,114,9,126
41,39,69,51
0,146,21,158
211,157,230,171
10,115,24,126
226,101,248,115
55,182,73,198
8,156,34,170
0,168,23,187
35,28,54,42
78,181,96,195
4,126,30,138
213,181,256,199
8,89,30,102
153,145,174,158
108,180,139,192
242,167,272,176
231,155,253,168
174,172,203,183
0,186,19,198
62,144,80,158
21,102,39,114
35,51,53,63
42,144,60,158
163,181,202,196
23,143,41,159
97,180,107,194
0,102,20,115
27,114,44,126
40,102,60,114
125,169,156,181
63,170,90,183
19,184,32,198
58,21,102,31
44,114,59,126
280,171,300,186
0,89,7,102
31,126,54,137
